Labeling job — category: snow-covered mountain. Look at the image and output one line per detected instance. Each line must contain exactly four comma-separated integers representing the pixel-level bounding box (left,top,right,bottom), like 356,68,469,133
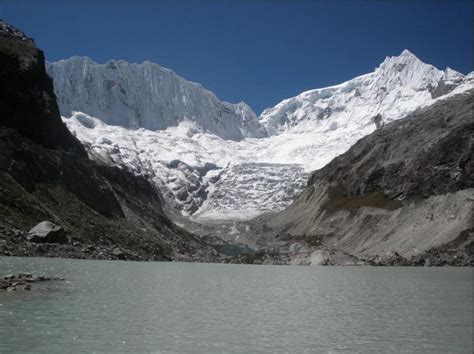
47,57,266,141
50,50,474,221
260,50,467,135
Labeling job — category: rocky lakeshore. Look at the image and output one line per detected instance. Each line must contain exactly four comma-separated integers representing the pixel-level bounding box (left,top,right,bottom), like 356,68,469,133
0,220,218,262
225,247,473,267
1,217,472,266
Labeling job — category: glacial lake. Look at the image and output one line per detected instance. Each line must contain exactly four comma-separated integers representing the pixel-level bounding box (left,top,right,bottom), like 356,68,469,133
0,257,472,353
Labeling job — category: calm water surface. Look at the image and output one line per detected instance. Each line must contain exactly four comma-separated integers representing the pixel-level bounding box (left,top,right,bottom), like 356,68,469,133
0,257,472,353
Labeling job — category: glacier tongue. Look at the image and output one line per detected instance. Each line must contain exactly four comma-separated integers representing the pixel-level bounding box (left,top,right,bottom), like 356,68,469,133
193,163,308,221
53,50,474,221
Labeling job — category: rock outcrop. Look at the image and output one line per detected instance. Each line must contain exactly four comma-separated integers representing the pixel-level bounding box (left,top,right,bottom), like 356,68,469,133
1,273,64,291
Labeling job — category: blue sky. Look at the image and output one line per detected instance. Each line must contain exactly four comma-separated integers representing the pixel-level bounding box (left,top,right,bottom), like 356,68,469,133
1,0,472,114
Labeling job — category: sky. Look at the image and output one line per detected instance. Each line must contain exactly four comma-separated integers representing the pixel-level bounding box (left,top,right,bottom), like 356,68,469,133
1,0,472,114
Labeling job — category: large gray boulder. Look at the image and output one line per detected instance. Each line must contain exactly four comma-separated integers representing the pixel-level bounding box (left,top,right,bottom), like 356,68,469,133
27,221,68,244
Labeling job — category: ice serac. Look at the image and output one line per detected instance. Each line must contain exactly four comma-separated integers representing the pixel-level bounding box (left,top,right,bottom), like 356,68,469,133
193,163,308,221
46,57,266,141
63,113,309,219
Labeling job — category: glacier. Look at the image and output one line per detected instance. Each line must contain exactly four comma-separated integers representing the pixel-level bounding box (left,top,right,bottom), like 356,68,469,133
63,113,310,219
49,50,474,221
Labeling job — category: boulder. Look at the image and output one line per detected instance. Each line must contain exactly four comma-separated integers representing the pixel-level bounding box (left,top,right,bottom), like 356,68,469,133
27,221,68,244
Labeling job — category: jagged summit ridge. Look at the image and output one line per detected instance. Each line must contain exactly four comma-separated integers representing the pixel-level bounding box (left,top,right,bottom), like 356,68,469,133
48,49,472,142
259,49,470,135
47,56,266,141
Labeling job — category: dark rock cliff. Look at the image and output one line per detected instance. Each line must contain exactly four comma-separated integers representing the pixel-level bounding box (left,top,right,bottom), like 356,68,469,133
0,20,215,261
0,21,84,154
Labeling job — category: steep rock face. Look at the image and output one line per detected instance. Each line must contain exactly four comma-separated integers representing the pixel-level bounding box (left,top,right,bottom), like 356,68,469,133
0,20,215,261
0,21,84,154
47,57,266,140
306,94,473,201
254,90,474,264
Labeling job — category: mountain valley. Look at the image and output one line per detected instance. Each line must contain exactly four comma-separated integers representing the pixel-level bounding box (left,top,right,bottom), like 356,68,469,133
1,20,473,265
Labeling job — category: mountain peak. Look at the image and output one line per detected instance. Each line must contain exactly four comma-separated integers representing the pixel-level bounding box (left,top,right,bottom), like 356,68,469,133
444,66,464,78
374,49,443,89
380,49,424,70
259,48,472,136
400,49,416,57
